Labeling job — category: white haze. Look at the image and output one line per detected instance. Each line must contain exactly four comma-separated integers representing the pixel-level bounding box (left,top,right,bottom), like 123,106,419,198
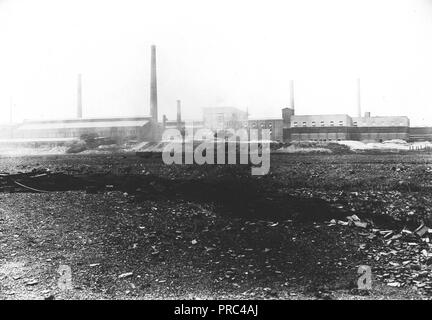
1,0,432,125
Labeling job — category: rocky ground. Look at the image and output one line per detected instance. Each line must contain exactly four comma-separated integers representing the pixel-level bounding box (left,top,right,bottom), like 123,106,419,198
0,153,432,299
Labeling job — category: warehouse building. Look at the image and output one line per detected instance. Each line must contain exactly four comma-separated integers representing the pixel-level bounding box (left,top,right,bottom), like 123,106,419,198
0,45,162,144
13,117,156,141
284,111,410,142
408,127,432,142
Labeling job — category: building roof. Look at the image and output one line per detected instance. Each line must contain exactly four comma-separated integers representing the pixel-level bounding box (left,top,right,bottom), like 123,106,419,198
22,116,151,124
17,119,150,131
352,116,409,120
0,137,78,143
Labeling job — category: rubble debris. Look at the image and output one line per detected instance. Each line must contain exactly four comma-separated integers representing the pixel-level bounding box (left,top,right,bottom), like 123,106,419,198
353,221,367,228
414,223,429,237
25,280,39,286
118,272,133,279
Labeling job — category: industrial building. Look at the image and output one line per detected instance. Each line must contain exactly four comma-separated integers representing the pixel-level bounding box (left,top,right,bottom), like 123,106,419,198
200,107,286,141
0,45,162,144
281,79,414,143
13,117,155,141
284,112,410,142
248,118,284,141
1,48,432,145
202,107,248,131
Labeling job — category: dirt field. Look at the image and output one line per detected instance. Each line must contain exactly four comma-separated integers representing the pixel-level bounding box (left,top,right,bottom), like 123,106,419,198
1,153,432,299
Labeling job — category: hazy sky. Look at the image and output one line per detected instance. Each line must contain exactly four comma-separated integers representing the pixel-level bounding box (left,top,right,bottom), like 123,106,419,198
1,0,432,125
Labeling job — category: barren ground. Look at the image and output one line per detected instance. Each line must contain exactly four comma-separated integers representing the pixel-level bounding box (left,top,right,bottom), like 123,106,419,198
1,153,432,300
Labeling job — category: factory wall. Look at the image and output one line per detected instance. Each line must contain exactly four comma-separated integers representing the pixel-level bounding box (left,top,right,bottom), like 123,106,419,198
11,117,157,142
285,126,410,142
15,126,148,140
351,116,409,127
408,127,432,142
287,126,351,142
248,119,284,141
349,126,409,142
290,114,352,128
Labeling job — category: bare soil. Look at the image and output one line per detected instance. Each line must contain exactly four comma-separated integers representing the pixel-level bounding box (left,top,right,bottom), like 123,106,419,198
0,153,432,299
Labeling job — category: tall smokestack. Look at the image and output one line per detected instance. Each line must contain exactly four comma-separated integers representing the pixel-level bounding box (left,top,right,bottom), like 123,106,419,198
77,73,82,118
289,80,295,114
176,100,181,125
357,78,361,117
150,45,158,122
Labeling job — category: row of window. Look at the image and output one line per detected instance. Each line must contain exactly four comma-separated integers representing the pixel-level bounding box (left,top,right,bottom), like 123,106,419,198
293,120,345,127
19,128,141,138
250,123,273,128
295,138,342,142
353,121,406,126
293,121,407,127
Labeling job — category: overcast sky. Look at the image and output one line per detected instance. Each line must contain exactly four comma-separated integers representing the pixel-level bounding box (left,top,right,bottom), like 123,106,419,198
1,0,432,125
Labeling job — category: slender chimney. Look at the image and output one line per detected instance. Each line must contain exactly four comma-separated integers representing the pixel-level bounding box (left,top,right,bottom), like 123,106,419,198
176,100,181,125
150,45,158,122
77,73,82,118
162,114,167,128
357,78,361,117
289,80,295,114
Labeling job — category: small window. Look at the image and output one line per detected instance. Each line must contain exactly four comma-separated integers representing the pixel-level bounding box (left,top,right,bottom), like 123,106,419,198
311,121,316,127
339,121,343,126
353,121,357,126
320,121,325,127
302,122,306,127
293,122,298,127
330,121,334,126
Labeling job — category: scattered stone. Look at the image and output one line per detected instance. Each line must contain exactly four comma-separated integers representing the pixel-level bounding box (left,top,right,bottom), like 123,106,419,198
118,272,133,279
25,280,39,286
387,282,401,287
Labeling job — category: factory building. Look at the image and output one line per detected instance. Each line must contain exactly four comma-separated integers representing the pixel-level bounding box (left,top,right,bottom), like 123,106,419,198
291,114,352,128
13,117,155,141
351,114,409,127
202,107,248,131
0,45,161,143
408,127,432,142
200,107,286,141
283,111,410,142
